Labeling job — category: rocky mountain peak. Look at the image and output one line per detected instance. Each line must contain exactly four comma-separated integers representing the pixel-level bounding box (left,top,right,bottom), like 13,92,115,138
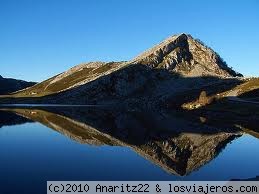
133,33,188,62
132,33,242,77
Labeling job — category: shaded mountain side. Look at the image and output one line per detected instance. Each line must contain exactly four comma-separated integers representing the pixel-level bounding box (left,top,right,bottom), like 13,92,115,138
239,88,259,102
1,33,243,105
1,107,241,176
0,65,244,108
0,75,36,95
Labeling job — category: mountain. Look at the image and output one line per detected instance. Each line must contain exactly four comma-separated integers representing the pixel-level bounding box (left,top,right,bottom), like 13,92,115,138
0,33,244,105
133,34,241,77
0,75,36,95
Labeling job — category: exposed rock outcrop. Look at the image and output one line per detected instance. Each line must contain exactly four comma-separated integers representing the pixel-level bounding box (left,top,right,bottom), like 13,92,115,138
133,34,241,77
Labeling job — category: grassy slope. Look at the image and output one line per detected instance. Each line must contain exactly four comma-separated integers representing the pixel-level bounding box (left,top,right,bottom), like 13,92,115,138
235,78,259,102
204,78,259,100
7,62,121,98
235,78,259,95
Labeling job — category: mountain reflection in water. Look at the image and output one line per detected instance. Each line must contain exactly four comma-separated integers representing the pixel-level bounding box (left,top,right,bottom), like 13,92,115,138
1,106,253,176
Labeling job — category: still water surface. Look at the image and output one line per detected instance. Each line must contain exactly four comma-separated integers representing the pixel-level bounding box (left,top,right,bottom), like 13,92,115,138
0,107,258,194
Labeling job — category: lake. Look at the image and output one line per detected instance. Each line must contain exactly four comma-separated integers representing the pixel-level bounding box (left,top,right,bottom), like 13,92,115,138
0,107,258,194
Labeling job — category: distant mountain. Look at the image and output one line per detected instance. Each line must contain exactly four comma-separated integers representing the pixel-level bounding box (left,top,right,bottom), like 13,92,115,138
1,33,245,105
0,75,36,95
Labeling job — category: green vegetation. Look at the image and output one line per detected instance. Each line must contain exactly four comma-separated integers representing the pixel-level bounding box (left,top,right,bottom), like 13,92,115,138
46,68,94,92
92,62,116,74
5,62,121,98
10,75,60,97
236,78,259,95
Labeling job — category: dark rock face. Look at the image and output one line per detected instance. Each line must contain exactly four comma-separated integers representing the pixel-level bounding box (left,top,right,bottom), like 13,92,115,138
0,76,36,95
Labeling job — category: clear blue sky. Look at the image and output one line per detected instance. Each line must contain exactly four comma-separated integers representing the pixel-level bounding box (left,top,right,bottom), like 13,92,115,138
0,0,258,82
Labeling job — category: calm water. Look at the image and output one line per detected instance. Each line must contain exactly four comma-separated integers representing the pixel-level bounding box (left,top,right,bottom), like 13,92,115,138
0,107,258,194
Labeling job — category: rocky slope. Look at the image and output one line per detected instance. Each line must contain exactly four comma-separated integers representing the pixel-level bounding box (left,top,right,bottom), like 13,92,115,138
133,34,241,77
1,33,243,105
0,75,36,95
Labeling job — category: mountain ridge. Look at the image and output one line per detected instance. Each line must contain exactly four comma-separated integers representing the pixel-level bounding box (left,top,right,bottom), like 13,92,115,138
0,75,36,95
10,34,241,96
0,33,248,106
